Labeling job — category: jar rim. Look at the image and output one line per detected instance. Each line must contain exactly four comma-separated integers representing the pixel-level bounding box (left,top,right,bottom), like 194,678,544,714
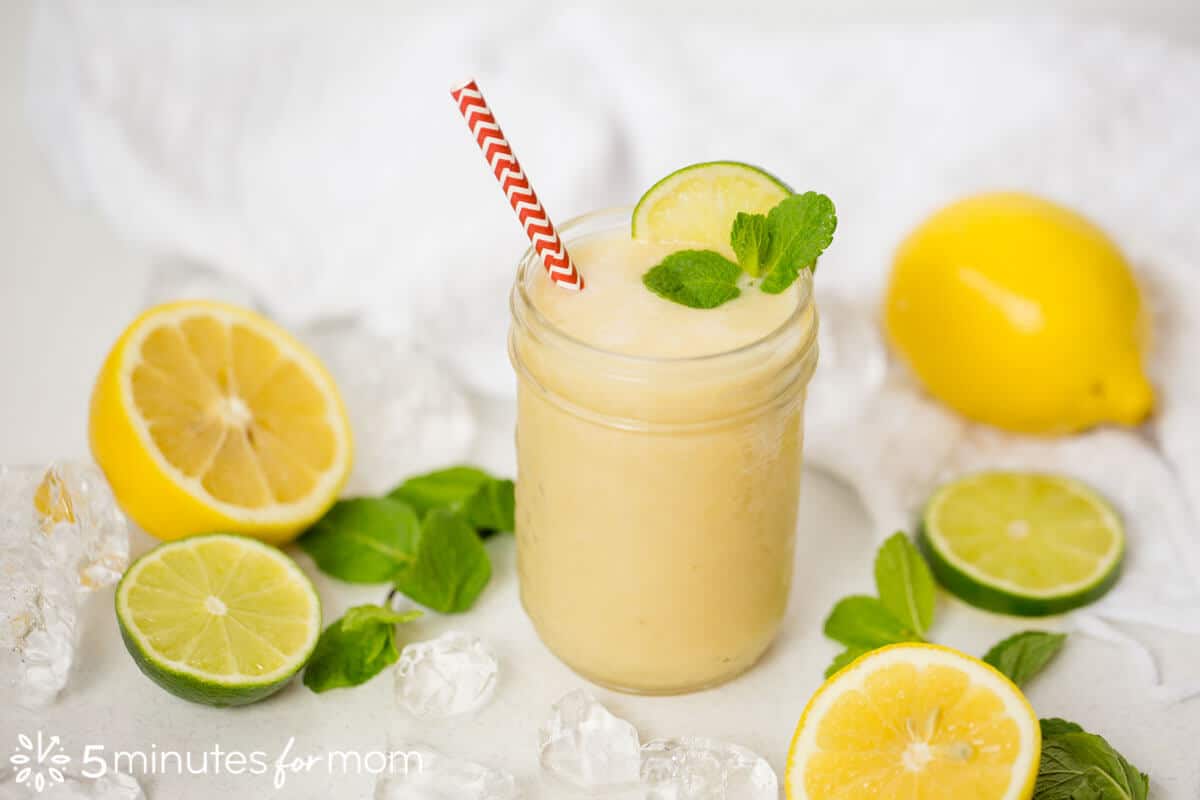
509,206,816,366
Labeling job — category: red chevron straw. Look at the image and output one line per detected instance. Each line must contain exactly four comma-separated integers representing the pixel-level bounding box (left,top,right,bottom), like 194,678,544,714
450,79,584,291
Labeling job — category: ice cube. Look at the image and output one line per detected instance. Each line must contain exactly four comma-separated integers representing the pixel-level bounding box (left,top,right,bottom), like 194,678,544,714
0,464,130,707
0,763,143,799
374,742,519,800
395,631,498,719
299,320,477,496
639,737,778,800
25,463,130,590
142,258,265,312
538,689,641,790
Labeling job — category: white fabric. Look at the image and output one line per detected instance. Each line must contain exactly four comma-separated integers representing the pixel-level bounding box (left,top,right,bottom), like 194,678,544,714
25,2,1200,696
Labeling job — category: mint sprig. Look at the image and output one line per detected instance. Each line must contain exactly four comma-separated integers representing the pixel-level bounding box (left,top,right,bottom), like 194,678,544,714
824,595,920,652
303,604,422,693
390,466,493,514
822,532,929,676
298,464,515,614
730,212,770,277
1040,719,1084,738
874,530,936,638
642,250,742,309
462,478,516,537
822,533,1072,682
983,631,1067,687
755,192,837,292
392,509,492,613
644,190,837,309
390,466,516,535
1035,720,1148,799
298,497,420,583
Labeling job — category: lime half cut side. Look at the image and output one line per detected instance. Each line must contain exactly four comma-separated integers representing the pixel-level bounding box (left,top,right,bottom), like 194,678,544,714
632,161,791,248
116,533,321,706
918,472,1124,617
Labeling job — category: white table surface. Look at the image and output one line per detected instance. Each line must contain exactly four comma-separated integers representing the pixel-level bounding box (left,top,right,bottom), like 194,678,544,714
4,2,1200,798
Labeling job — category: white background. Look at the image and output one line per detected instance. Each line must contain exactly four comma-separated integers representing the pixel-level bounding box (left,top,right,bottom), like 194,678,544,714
3,1,1200,798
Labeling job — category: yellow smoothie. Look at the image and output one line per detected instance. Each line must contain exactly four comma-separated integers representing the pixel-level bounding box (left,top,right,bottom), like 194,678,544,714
510,209,818,694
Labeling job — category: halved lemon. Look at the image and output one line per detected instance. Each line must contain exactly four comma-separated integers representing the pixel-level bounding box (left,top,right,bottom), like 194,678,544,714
116,533,321,706
632,161,791,248
90,300,352,544
919,472,1124,616
787,643,1040,800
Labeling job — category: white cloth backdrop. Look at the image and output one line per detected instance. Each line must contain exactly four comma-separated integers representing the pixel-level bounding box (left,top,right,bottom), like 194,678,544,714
25,1,1200,698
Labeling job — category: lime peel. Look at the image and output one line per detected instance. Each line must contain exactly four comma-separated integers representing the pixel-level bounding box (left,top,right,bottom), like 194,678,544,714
918,471,1124,617
632,161,791,248
116,533,321,706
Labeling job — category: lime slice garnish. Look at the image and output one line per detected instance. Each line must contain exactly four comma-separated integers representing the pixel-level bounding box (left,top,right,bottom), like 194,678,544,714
918,472,1124,616
632,161,791,248
116,533,321,706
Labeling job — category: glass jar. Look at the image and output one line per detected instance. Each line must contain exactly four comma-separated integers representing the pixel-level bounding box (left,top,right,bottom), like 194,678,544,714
509,208,819,694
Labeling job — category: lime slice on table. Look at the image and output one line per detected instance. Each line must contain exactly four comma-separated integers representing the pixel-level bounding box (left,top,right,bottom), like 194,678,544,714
632,161,792,247
116,533,321,706
918,472,1124,616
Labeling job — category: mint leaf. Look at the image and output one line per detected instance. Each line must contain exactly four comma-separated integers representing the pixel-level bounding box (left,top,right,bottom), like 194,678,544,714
1035,728,1148,800
1041,718,1085,738
823,595,918,649
463,478,515,535
730,212,771,277
874,532,936,638
390,466,492,515
824,646,868,678
759,192,837,293
298,497,419,583
390,466,515,534
303,604,421,693
820,534,927,671
643,250,742,309
393,509,492,613
983,631,1067,687
341,604,422,632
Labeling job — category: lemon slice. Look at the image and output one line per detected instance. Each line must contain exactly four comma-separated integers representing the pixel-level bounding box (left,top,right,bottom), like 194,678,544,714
632,161,791,248
787,643,1040,800
116,533,321,706
90,301,352,544
919,472,1124,616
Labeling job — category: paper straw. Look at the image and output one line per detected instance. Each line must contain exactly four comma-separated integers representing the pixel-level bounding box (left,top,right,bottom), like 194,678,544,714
450,79,584,291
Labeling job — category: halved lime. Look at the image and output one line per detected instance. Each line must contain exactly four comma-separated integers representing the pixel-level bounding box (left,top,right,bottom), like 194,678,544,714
632,161,791,248
116,533,321,706
918,472,1124,616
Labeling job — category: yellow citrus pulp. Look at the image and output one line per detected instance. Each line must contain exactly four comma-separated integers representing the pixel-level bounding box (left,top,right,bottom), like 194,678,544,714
885,192,1153,433
90,301,352,544
787,643,1041,800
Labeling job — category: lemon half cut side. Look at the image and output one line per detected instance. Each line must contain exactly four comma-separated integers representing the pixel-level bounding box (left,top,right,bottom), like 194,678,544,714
90,301,352,544
787,643,1040,800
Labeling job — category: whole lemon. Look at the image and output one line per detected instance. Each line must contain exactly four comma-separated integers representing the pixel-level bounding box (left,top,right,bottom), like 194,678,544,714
884,192,1153,434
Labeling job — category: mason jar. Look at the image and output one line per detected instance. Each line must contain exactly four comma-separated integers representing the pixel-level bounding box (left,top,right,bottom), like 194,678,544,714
509,208,819,694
